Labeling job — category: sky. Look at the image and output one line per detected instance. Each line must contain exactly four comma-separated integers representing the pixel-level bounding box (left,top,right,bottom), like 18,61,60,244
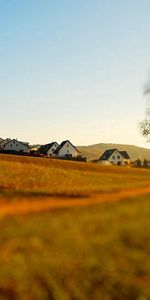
0,0,150,147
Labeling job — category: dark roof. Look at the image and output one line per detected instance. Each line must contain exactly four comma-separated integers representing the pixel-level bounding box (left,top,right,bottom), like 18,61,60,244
54,140,80,154
99,149,117,160
119,151,130,159
38,142,58,155
99,149,130,161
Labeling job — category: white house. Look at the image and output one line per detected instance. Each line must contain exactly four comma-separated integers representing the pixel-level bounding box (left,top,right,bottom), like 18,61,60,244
98,149,130,166
4,139,30,153
54,140,80,158
38,142,59,157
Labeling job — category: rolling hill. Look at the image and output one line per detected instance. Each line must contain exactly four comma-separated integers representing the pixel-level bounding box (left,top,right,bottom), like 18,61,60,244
78,143,150,161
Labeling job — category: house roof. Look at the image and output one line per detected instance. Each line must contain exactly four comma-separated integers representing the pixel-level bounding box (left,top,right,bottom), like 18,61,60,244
0,138,11,144
119,151,130,159
99,149,117,160
99,149,130,161
54,140,80,154
38,142,58,155
0,138,11,147
5,139,30,149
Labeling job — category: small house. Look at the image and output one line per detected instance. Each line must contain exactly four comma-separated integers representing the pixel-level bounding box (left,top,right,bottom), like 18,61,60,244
98,149,130,166
4,139,30,153
54,140,80,158
38,142,59,157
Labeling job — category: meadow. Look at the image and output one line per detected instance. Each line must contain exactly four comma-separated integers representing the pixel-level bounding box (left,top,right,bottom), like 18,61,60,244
0,154,150,300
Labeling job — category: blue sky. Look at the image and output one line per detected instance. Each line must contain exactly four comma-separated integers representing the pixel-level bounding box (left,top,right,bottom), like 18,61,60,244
0,0,150,146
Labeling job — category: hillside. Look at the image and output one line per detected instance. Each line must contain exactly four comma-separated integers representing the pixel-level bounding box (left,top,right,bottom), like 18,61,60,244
78,143,150,161
1,153,150,202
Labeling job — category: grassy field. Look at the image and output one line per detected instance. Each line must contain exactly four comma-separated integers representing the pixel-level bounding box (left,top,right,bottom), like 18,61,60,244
0,154,150,299
0,153,150,201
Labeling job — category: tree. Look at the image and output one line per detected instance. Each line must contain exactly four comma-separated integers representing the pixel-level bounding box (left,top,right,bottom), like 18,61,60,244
143,158,148,168
139,119,150,140
135,158,142,167
139,80,150,140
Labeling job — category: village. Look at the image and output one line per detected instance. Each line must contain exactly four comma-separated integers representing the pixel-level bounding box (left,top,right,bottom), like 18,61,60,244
1,136,148,167
0,136,147,166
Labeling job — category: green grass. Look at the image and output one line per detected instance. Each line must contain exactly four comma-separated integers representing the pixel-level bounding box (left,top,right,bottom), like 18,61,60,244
0,196,150,299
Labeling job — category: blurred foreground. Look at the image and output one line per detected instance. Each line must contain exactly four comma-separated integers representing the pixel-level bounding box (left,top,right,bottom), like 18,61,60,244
0,154,150,299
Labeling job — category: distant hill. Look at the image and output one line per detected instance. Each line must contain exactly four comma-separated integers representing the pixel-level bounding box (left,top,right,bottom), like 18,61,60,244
78,143,150,161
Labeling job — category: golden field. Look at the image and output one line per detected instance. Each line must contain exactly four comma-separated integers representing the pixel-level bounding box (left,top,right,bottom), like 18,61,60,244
0,154,150,299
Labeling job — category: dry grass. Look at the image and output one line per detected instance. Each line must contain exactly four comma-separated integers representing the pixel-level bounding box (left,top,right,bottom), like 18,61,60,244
0,153,150,202
0,154,150,299
0,196,150,300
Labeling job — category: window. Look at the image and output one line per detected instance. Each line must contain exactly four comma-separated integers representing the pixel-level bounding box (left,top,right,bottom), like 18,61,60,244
112,156,115,159
67,150,69,153
117,155,120,159
67,144,69,147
